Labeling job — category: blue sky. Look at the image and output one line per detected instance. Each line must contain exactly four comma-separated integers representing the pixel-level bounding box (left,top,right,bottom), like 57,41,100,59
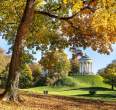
0,36,116,73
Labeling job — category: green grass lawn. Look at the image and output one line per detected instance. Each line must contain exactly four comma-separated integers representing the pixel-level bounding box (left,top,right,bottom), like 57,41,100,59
25,75,116,101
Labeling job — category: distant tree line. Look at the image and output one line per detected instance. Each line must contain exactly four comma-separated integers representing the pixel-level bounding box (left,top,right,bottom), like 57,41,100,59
0,48,79,88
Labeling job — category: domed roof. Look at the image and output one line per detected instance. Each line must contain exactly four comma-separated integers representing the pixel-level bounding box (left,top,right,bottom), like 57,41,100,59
79,54,92,62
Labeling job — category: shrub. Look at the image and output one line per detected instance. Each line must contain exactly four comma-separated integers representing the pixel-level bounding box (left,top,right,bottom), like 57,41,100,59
34,76,47,86
19,64,33,88
53,76,76,87
89,89,96,95
0,64,9,88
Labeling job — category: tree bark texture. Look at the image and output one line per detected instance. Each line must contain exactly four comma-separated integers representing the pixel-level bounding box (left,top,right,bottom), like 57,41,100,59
1,0,35,102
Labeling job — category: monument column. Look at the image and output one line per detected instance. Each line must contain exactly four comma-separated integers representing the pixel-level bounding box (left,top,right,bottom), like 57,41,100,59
80,62,82,74
91,63,93,73
80,62,82,75
82,62,84,75
90,62,92,73
83,62,85,75
88,62,90,73
87,62,89,73
84,62,86,75
83,63,85,75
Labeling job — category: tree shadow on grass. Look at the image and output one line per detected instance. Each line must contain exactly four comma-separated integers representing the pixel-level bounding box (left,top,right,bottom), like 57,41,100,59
64,87,115,91
72,94,116,99
79,87,115,91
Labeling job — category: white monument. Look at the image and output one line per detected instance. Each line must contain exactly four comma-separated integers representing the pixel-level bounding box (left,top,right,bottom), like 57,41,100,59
79,53,93,75
70,46,93,75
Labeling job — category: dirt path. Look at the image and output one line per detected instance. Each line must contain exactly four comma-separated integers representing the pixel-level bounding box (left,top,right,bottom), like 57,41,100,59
0,93,116,110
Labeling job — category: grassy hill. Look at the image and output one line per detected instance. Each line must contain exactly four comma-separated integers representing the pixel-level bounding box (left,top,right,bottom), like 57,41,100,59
25,75,116,101
71,75,106,87
27,75,109,92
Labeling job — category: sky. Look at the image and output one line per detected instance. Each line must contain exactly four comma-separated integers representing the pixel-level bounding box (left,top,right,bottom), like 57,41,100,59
0,36,116,73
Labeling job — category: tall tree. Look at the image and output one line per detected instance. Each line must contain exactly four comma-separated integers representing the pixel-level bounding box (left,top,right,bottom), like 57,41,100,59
0,0,35,101
70,54,79,75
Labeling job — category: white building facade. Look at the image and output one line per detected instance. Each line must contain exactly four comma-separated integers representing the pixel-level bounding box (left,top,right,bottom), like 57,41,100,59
79,54,93,75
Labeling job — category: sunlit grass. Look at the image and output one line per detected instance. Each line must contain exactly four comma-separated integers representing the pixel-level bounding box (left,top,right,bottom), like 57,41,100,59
25,75,116,101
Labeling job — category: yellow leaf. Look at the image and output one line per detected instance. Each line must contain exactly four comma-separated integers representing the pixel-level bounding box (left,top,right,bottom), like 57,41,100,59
63,0,68,4
72,1,83,12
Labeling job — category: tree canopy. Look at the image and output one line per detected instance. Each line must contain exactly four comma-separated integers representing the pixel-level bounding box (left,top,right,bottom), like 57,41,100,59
40,50,71,85
0,0,115,54
98,61,116,90
40,50,71,76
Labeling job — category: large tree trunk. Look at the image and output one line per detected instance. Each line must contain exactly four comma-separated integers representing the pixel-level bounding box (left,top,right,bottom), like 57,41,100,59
1,0,35,102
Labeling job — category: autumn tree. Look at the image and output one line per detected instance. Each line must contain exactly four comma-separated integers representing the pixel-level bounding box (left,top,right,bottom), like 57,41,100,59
19,64,33,88
0,0,35,101
40,50,71,85
30,63,43,82
62,0,116,54
92,0,116,42
0,48,10,87
0,48,10,74
70,54,79,75
0,0,116,101
99,63,116,90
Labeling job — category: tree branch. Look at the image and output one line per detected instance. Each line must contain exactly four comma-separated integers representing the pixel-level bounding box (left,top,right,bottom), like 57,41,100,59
35,6,96,20
50,5,62,12
35,10,77,20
